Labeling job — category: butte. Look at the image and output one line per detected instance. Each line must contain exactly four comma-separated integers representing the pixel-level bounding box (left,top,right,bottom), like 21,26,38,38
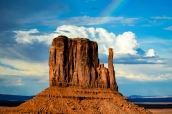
1,35,152,114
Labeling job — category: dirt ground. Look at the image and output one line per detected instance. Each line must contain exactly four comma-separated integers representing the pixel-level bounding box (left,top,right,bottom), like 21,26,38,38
1,106,172,114
148,109,172,114
0,106,13,111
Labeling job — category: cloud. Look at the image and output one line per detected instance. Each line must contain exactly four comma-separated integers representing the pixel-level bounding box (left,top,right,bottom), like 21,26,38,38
13,25,162,64
0,75,49,95
169,48,172,53
152,16,172,20
120,18,139,26
164,26,172,31
0,43,49,62
13,29,56,44
0,0,139,32
114,56,163,64
42,16,139,26
0,0,68,32
0,75,49,87
0,58,48,76
14,25,139,55
117,70,170,81
0,78,24,86
146,49,156,57
0,45,30,61
0,31,16,44
164,58,172,68
113,64,172,82
55,25,139,55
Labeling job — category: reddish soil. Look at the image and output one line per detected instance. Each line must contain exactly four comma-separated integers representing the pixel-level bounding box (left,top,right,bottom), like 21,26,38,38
148,109,172,114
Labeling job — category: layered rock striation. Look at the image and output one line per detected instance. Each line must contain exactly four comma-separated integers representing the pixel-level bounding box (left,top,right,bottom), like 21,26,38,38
1,87,152,114
49,35,118,90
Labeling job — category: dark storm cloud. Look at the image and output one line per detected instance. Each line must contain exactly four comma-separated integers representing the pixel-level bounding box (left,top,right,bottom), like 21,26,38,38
0,0,69,32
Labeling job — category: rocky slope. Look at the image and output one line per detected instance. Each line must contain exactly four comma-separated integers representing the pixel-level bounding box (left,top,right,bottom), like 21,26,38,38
1,87,151,114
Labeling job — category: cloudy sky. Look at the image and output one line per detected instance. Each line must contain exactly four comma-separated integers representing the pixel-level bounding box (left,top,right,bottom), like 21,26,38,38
0,0,172,96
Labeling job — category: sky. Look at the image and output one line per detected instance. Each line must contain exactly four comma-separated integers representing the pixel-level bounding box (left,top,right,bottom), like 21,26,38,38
0,0,172,96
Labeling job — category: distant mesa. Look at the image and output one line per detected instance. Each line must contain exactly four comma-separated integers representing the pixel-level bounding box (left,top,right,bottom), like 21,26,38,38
49,35,118,90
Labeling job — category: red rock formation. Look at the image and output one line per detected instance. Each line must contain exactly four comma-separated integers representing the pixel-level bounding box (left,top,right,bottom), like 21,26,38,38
108,48,118,90
49,35,99,88
0,36,152,114
0,87,152,114
49,35,117,90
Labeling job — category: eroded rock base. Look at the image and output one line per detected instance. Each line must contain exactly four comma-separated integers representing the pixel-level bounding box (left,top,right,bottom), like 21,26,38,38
1,87,152,114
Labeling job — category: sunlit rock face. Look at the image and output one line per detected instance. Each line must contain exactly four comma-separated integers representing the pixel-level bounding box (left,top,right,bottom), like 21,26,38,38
49,35,118,90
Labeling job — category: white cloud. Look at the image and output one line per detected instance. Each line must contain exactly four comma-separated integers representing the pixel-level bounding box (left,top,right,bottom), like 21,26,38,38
14,29,39,44
14,25,140,56
164,26,172,31
13,25,163,64
14,29,57,44
112,64,172,82
0,78,24,86
43,16,139,26
116,70,171,81
0,58,48,76
152,16,172,20
146,49,156,57
115,32,139,55
0,44,33,61
120,18,139,26
2,25,170,83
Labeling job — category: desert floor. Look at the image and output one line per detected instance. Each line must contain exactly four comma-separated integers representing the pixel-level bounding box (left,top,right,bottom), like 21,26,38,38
147,109,172,114
0,106,13,111
0,106,172,114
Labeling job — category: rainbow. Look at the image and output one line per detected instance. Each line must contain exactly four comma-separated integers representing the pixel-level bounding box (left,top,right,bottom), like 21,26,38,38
100,0,128,17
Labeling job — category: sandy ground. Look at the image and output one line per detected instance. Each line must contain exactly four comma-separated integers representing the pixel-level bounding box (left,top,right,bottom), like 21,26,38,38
148,109,172,114
0,106,13,111
1,106,172,114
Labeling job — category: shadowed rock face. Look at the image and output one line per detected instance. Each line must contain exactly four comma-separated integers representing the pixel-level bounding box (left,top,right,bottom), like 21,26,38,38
49,35,118,90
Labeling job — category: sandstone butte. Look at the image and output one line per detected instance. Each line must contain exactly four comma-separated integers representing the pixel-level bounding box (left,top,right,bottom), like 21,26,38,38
1,35,152,114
